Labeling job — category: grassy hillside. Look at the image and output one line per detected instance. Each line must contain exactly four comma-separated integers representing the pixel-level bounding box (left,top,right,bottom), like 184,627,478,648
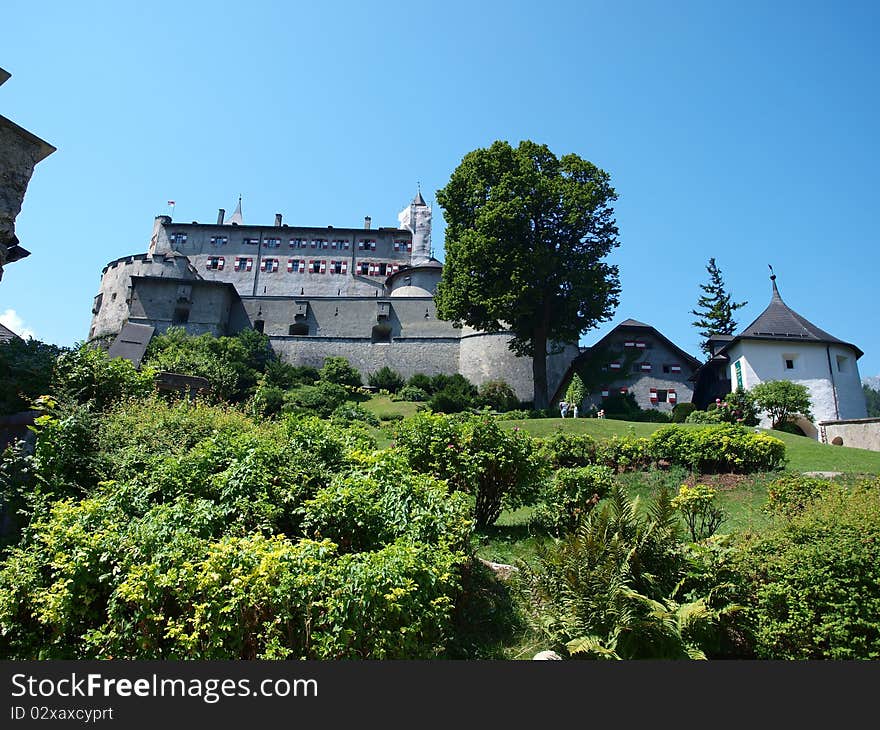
502,417,880,474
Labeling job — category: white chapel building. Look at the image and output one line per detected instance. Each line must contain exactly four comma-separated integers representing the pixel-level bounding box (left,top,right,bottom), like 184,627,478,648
716,271,867,437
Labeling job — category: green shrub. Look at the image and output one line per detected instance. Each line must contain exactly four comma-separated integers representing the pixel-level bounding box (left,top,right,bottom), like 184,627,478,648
330,403,380,427
318,357,362,387
284,381,349,417
716,390,759,426
52,345,155,411
764,473,834,518
0,337,64,415
672,483,726,541
477,380,519,412
649,424,786,473
685,409,722,424
595,435,652,472
407,373,434,393
672,402,697,423
750,380,813,429
515,485,724,659
368,366,405,393
394,412,544,527
532,466,614,536
394,385,429,402
736,479,880,659
250,382,286,418
535,431,598,469
497,409,531,420
263,360,318,389
428,387,472,414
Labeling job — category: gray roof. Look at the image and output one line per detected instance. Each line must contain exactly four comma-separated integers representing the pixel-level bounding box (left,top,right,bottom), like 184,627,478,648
0,322,21,343
107,323,155,368
412,190,427,206
726,277,863,358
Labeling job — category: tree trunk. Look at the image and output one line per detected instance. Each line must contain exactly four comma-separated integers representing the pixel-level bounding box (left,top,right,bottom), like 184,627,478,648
532,329,549,410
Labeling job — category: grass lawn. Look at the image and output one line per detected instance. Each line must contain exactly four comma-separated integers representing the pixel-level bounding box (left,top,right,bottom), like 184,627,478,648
358,395,422,422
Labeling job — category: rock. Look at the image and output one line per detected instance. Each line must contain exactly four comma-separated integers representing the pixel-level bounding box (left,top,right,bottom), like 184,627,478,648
477,558,519,581
533,650,562,660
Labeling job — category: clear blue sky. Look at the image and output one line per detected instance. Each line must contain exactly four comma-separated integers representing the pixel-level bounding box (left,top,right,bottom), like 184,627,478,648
3,0,878,378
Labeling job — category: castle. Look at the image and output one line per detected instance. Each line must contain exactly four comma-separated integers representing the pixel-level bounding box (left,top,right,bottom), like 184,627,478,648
89,193,578,401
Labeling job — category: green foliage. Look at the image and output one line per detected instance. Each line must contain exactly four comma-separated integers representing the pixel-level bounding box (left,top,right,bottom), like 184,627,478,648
533,466,614,536
52,345,155,411
262,360,319,389
594,435,653,472
516,485,723,659
144,327,270,402
736,479,880,659
407,373,434,393
863,384,880,418
318,357,362,387
750,380,813,429
394,412,544,528
764,473,834,518
330,402,380,427
685,409,722,424
250,382,286,418
393,385,429,402
535,431,598,469
672,483,727,541
427,374,477,414
284,381,349,418
671,402,696,423
368,366,405,393
714,390,760,426
0,337,64,414
649,424,786,473
690,258,747,356
564,374,587,408
435,140,621,408
477,380,520,412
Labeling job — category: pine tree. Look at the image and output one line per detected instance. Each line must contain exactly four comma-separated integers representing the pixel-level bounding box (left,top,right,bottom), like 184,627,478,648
691,258,747,356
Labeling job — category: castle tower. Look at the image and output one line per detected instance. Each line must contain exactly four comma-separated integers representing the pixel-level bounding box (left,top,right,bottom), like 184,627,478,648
397,188,432,265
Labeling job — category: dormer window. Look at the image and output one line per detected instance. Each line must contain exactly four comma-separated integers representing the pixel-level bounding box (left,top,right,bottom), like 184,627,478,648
210,236,228,246
263,238,281,248
169,232,187,246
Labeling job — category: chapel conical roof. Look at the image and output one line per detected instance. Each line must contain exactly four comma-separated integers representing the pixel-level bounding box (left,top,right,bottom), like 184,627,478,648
729,269,863,357
227,196,243,225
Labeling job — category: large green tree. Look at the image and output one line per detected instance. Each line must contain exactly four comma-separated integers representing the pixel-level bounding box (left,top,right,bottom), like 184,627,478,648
691,258,747,356
435,141,621,409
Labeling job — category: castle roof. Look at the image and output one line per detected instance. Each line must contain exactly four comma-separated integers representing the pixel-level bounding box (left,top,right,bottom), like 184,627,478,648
721,273,863,358
412,190,427,206
0,321,22,343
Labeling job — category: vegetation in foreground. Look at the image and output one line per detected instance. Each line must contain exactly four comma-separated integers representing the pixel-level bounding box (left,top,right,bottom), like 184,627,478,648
1,337,879,660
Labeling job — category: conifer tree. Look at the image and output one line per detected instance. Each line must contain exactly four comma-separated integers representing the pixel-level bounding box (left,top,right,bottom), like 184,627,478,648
690,258,747,356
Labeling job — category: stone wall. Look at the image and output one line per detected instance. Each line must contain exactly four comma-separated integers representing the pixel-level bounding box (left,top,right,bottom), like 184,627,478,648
818,418,880,452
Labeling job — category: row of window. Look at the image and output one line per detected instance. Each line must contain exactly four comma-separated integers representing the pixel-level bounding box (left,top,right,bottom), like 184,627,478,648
599,387,678,404
207,257,405,276
608,361,682,373
172,232,414,252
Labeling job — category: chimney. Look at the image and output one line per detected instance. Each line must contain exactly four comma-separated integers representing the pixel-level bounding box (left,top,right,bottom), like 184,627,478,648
364,216,371,230
217,208,225,225
274,213,282,227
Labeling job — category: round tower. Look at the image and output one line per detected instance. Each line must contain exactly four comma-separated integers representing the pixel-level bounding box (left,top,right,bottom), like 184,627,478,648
397,188,432,265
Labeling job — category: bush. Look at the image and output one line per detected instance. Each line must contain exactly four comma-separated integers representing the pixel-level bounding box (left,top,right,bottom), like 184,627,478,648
368,366,405,393
601,392,642,419
476,380,519,412
318,357,362,387
750,380,813,429
672,402,697,423
394,412,544,527
649,424,786,473
685,409,722,424
52,345,155,411
407,373,434,393
535,432,598,469
736,479,880,659
330,403,380,427
672,483,726,541
0,337,64,415
428,381,475,414
595,435,652,472
393,385,429,402
533,466,614,536
284,381,349,417
250,382,286,418
764,473,834,518
497,409,531,420
263,360,318,389
715,390,759,426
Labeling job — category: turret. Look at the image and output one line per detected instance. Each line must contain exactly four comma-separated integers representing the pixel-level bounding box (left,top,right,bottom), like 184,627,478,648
397,187,432,265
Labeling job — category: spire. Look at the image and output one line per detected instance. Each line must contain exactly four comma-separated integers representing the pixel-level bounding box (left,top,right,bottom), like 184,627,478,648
412,183,426,207
768,264,781,300
227,195,243,225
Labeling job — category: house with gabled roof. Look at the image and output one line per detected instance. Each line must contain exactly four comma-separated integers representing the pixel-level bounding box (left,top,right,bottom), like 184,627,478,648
554,318,701,413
